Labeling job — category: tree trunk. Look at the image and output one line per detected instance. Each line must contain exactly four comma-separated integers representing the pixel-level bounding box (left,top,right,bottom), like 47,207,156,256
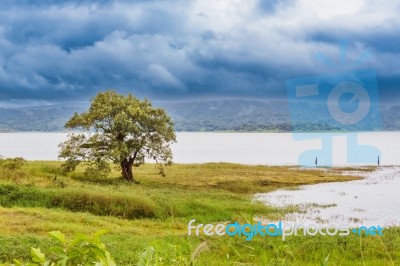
121,160,138,183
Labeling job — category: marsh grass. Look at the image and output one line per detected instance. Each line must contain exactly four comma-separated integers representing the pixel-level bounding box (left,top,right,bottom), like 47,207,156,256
0,161,397,265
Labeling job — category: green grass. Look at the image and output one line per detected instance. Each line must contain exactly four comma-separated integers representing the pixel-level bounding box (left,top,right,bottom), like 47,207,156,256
0,161,398,265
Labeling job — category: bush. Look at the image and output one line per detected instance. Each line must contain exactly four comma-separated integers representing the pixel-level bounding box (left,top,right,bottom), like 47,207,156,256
0,157,26,171
1,230,116,266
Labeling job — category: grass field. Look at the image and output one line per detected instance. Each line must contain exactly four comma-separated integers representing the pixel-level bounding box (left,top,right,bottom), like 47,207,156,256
0,161,398,265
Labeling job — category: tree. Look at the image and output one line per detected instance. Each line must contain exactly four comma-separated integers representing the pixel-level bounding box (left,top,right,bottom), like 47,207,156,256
59,90,176,183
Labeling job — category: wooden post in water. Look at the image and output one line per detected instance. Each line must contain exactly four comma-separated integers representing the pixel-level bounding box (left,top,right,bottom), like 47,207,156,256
378,156,380,166
315,157,318,167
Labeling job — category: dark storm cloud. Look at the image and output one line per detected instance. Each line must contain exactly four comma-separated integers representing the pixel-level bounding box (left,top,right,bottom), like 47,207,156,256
0,0,399,102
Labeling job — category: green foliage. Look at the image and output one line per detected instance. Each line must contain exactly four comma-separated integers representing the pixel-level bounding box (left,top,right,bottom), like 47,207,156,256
136,242,192,266
137,246,156,266
83,161,111,179
0,157,27,182
59,90,176,181
321,254,330,266
0,184,157,219
1,231,116,266
0,157,26,171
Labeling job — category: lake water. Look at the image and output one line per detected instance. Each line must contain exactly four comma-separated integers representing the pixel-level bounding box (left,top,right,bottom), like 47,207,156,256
255,166,400,227
0,132,399,165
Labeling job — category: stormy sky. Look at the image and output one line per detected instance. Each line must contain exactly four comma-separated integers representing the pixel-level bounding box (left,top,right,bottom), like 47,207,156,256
0,0,399,104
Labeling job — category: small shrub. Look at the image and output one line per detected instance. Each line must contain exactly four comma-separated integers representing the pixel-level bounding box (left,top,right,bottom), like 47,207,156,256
60,159,80,173
0,157,26,171
3,230,116,266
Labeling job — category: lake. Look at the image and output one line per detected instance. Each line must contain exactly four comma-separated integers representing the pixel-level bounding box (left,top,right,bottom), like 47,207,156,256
0,132,398,165
255,166,400,227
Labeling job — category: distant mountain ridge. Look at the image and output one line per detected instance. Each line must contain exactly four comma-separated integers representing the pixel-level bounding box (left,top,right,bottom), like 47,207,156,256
0,99,398,132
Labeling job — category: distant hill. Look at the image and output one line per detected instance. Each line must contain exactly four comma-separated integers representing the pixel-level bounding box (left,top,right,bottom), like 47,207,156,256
0,104,87,132
156,99,291,132
0,99,398,132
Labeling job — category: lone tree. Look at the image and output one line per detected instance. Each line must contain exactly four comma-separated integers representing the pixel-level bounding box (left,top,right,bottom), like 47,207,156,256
59,90,176,182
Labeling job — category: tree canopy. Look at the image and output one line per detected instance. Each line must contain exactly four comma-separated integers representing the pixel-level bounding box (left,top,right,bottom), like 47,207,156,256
59,90,176,182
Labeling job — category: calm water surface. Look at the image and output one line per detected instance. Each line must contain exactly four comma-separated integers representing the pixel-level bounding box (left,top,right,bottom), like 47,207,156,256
255,166,400,227
0,132,399,165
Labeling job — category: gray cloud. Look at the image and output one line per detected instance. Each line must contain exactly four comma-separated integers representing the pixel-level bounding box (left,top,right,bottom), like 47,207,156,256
0,0,399,102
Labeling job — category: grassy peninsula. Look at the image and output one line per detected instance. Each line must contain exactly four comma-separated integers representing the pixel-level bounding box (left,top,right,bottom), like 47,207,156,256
0,162,398,265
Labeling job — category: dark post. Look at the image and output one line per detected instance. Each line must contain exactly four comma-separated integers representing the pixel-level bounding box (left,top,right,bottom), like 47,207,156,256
315,157,318,166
